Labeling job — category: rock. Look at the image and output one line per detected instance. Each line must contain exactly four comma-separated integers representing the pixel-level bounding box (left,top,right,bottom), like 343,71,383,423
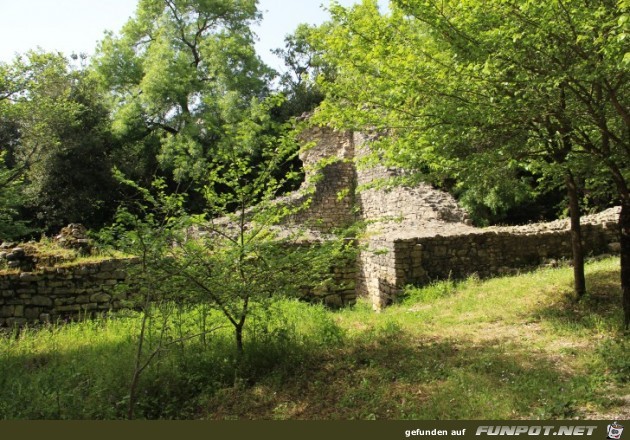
54,224,92,254
6,248,25,260
30,296,53,307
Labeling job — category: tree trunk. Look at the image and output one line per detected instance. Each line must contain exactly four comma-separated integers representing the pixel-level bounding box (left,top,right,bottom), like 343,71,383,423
608,166,630,330
565,172,586,299
235,324,244,355
620,200,630,329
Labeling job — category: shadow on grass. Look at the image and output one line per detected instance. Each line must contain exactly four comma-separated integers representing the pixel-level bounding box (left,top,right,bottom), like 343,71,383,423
534,268,624,331
1,283,624,420
204,330,604,420
0,313,340,420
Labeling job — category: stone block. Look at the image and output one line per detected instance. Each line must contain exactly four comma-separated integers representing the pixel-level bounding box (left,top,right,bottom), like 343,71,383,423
19,273,41,282
54,298,75,306
55,305,82,313
323,294,343,308
30,296,53,307
16,289,36,295
0,305,14,318
24,307,41,320
76,295,90,304
90,293,112,303
81,303,99,311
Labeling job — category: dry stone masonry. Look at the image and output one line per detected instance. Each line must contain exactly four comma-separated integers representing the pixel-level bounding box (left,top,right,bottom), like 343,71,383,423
283,126,621,309
0,259,137,327
0,126,622,325
284,127,357,231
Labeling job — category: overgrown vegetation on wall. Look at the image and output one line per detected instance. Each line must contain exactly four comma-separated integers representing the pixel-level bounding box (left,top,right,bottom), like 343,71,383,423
0,0,628,420
0,258,627,419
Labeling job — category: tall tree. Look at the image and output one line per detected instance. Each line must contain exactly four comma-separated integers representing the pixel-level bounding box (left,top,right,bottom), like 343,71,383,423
312,0,629,324
93,0,273,183
1,51,119,233
270,24,334,120
23,53,117,231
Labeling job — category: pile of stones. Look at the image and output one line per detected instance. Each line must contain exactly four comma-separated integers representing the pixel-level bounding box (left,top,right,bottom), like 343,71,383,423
0,243,35,271
54,223,92,254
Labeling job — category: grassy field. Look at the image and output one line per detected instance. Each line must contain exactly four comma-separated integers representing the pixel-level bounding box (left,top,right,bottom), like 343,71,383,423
1,256,628,420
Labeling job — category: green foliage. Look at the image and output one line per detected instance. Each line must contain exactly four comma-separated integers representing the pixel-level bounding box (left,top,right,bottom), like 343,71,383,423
0,51,120,233
0,152,30,240
100,96,355,358
0,300,345,419
311,0,629,223
1,257,627,420
92,0,274,185
271,24,332,120
401,277,458,304
599,337,630,383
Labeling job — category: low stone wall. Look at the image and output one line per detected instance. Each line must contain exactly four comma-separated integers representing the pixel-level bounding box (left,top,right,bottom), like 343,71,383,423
0,259,136,327
0,250,358,326
312,262,357,308
369,209,621,306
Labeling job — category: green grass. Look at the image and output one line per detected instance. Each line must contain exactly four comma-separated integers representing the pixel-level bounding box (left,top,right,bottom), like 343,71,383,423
0,237,131,273
0,257,628,420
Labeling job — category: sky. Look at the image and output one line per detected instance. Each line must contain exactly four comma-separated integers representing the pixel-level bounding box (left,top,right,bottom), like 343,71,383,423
0,0,388,70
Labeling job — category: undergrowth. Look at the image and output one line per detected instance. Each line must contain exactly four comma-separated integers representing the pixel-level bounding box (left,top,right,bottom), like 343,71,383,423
0,257,628,420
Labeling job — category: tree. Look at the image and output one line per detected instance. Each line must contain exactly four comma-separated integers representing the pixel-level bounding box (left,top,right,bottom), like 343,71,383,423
0,51,119,233
106,96,353,356
270,24,333,121
0,61,30,239
0,153,30,240
93,0,274,185
311,0,629,324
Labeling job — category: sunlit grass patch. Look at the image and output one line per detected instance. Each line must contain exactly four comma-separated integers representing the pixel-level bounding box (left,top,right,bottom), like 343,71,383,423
0,256,627,420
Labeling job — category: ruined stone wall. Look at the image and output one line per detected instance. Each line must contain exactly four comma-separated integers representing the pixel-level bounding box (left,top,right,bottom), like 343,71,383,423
354,132,470,234
273,126,623,309
285,127,357,231
375,208,620,305
356,238,399,310
0,252,358,327
311,261,357,308
2,126,622,322
0,259,136,327
353,131,473,308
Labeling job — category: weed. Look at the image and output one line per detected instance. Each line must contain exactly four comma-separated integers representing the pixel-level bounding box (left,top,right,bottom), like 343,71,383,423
1,257,628,420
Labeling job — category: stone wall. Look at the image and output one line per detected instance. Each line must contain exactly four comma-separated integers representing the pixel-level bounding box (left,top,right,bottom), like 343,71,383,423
287,126,622,309
380,208,620,305
0,259,136,327
311,260,357,308
354,132,470,234
2,125,622,323
285,127,357,231
0,251,358,327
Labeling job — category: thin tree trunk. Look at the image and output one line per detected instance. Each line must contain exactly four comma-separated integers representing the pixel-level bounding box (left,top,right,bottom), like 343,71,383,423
565,171,586,299
620,200,630,329
235,324,244,355
128,309,149,420
606,165,630,329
